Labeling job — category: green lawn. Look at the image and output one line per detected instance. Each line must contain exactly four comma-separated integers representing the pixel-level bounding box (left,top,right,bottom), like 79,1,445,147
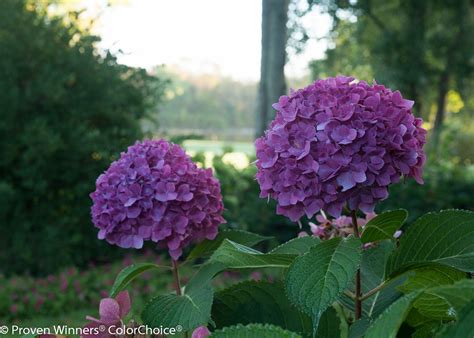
182,139,255,156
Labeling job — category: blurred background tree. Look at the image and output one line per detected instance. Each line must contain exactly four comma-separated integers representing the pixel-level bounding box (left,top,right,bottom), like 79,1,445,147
307,0,474,158
0,0,167,275
256,0,289,136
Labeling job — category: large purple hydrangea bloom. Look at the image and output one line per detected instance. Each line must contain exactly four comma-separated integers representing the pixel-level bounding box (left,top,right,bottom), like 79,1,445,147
255,76,426,221
90,139,225,259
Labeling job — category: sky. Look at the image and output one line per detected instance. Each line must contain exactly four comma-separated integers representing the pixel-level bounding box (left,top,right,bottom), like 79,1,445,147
76,0,331,82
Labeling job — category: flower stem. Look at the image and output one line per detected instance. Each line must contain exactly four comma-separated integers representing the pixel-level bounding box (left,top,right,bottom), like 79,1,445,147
350,210,362,320
172,259,182,296
171,259,189,338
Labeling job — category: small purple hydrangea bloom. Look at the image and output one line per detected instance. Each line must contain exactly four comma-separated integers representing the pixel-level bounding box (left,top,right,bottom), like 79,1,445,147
256,76,426,221
90,139,225,259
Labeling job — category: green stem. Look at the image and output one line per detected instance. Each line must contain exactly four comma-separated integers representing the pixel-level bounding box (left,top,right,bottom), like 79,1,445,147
171,259,189,338
171,259,182,296
360,281,387,301
351,210,362,320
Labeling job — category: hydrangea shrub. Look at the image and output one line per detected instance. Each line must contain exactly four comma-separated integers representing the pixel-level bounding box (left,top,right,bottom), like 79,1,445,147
85,79,474,338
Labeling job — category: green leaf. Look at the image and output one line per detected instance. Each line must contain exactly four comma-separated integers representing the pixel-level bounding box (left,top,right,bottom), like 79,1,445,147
187,230,272,261
339,241,403,319
142,282,213,332
360,209,408,243
212,280,312,336
436,300,474,337
110,263,166,297
285,237,362,332
398,264,466,320
210,239,295,269
348,318,370,338
270,237,321,255
413,279,474,321
315,306,343,338
405,307,439,328
212,324,302,338
386,210,474,277
364,292,420,338
412,323,442,338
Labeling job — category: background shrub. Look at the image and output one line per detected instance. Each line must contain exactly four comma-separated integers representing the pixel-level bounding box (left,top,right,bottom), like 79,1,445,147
0,1,166,276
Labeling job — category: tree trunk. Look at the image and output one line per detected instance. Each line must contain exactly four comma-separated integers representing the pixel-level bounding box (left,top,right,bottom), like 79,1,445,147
256,0,289,137
431,70,449,154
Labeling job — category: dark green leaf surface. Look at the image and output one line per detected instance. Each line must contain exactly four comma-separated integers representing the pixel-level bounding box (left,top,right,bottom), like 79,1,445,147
142,283,213,331
413,279,474,320
315,306,343,338
360,209,407,243
285,237,362,332
211,324,302,338
187,230,271,261
339,241,402,319
436,300,474,337
399,265,466,320
386,210,474,277
270,236,321,255
110,263,166,297
210,239,295,269
212,280,311,336
364,292,419,338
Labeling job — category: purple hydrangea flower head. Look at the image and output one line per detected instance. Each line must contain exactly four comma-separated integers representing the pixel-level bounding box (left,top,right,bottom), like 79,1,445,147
256,76,426,221
90,139,225,259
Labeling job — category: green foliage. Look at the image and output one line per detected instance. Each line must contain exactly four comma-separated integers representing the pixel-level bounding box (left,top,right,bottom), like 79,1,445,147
212,281,312,335
210,155,474,246
412,280,474,322
187,229,272,261
437,300,474,337
109,263,169,298
399,265,466,321
386,210,474,276
269,236,320,255
156,68,256,140
285,237,361,332
364,292,420,338
212,324,302,338
142,283,214,332
315,306,345,338
210,239,294,269
340,241,403,319
210,154,296,243
0,0,166,275
379,162,474,222
360,210,407,243
95,209,474,337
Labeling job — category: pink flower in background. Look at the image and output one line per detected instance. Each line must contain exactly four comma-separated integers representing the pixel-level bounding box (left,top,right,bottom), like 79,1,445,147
250,271,262,281
192,326,211,338
310,211,376,240
90,139,225,260
10,304,18,314
82,291,131,338
256,76,426,221
297,231,309,237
